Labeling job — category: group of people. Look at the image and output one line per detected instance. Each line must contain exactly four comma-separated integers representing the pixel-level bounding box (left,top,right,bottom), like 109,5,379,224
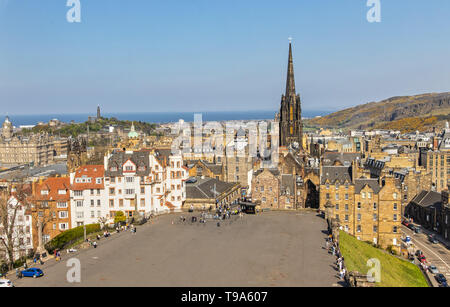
326,234,346,281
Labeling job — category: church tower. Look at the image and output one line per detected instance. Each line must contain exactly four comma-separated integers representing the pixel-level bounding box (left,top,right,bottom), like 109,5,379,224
2,116,13,139
279,42,303,149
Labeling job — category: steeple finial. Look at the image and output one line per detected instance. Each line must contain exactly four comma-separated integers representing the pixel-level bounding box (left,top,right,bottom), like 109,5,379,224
285,39,296,97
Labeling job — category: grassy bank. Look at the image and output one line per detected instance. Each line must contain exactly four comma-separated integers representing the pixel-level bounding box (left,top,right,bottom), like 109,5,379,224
339,231,428,287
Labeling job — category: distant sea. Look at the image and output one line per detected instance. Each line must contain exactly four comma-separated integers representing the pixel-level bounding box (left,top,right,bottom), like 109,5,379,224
7,110,330,127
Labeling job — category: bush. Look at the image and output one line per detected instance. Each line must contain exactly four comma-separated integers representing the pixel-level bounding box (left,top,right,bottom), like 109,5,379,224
45,224,101,254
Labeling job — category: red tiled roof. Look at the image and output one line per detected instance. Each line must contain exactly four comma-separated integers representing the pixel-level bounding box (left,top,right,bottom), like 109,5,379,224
33,177,70,201
72,165,105,190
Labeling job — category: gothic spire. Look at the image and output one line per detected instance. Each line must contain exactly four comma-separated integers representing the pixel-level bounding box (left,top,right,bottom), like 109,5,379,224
285,42,296,97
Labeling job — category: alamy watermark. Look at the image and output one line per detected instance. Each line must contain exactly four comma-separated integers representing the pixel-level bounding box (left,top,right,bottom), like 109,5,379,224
66,258,81,283
366,258,381,283
367,0,381,23
66,0,81,23
171,114,279,168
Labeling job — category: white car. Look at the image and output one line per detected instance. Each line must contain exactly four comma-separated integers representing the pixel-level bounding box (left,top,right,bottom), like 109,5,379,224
0,279,14,287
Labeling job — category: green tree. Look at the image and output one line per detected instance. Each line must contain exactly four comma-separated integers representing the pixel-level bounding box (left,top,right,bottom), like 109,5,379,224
114,211,126,224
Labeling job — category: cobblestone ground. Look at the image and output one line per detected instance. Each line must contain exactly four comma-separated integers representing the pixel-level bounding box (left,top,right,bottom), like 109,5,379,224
13,211,342,287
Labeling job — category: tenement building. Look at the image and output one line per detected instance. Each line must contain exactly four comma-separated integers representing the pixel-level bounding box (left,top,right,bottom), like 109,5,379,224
320,163,402,251
103,149,186,219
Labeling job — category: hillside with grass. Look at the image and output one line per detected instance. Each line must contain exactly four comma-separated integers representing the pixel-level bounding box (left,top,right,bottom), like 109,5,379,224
339,231,428,287
307,92,450,132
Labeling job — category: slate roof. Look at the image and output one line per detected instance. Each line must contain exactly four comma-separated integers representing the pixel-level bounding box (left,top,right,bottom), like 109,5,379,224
321,166,352,184
254,168,280,177
355,179,381,194
105,150,151,177
323,152,361,166
411,190,442,209
186,177,237,200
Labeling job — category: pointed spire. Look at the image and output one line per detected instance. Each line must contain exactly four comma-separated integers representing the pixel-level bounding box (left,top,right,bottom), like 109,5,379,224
285,41,296,97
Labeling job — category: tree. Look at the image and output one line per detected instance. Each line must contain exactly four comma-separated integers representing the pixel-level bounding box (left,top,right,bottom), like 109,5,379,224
0,184,31,269
114,211,126,225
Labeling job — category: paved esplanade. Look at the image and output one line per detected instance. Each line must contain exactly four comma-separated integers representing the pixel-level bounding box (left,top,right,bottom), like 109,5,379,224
14,212,341,287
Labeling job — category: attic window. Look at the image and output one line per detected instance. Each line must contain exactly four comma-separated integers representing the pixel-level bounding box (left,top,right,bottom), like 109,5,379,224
41,190,49,195
58,189,66,195
110,166,118,172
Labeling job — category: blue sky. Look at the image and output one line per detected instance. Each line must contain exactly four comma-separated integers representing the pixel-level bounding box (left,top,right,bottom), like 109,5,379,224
0,0,450,115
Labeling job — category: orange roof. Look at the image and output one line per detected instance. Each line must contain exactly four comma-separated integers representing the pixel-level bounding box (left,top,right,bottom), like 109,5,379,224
72,165,105,190
33,177,70,201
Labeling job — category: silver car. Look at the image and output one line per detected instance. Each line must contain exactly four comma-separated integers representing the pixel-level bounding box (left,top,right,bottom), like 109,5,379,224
429,265,439,274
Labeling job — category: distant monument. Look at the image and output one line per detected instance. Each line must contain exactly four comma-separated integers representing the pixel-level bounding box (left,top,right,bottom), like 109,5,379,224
97,105,101,119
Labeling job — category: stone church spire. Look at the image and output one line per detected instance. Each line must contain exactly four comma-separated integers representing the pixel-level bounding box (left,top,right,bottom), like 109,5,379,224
279,40,303,150
285,42,296,97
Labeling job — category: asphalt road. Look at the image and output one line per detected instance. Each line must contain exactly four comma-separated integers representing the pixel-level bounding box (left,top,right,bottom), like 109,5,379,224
402,225,450,286
12,211,342,287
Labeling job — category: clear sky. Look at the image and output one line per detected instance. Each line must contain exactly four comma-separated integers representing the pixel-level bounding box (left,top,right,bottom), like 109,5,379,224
1,0,449,115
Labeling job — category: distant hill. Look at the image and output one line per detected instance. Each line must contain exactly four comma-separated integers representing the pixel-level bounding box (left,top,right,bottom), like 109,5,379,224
306,92,450,133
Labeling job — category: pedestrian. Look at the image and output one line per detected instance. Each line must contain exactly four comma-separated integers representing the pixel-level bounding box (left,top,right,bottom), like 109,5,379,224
93,241,97,248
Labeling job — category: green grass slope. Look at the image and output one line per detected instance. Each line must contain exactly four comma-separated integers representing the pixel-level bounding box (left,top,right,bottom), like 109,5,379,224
339,231,428,287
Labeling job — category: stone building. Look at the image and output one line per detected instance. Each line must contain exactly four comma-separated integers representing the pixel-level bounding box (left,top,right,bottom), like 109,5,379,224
188,160,223,181
0,117,68,166
405,189,450,240
251,168,300,210
320,164,402,251
426,151,450,192
184,177,241,210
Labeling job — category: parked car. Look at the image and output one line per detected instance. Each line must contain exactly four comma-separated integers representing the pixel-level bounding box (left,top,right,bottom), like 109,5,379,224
402,220,410,227
435,273,447,284
415,250,423,257
414,226,422,234
429,265,439,274
21,268,44,278
429,235,439,244
0,279,14,287
407,224,415,230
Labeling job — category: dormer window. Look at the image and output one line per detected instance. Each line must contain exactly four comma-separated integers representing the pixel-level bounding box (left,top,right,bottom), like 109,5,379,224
58,189,66,195
41,190,49,195
125,166,134,171
110,166,118,172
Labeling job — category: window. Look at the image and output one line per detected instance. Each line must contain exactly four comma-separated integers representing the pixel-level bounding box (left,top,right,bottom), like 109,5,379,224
345,204,349,211
41,190,49,195
368,192,372,199
76,212,84,218
357,214,361,221
345,215,349,222
335,204,339,210
393,214,398,221
59,211,68,219
91,211,95,218
373,203,377,210
76,200,83,207
74,190,83,197
109,188,115,195
91,200,94,207
393,226,398,233
357,225,361,232
393,203,398,211
373,214,377,221
357,202,361,210
58,189,66,195
345,194,349,200
109,199,114,207
362,192,366,199
126,177,134,183
373,226,377,233
393,193,398,200
57,202,67,208
96,178,102,184
141,187,145,194
140,199,145,207
125,189,135,195
335,193,339,200
97,200,101,207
